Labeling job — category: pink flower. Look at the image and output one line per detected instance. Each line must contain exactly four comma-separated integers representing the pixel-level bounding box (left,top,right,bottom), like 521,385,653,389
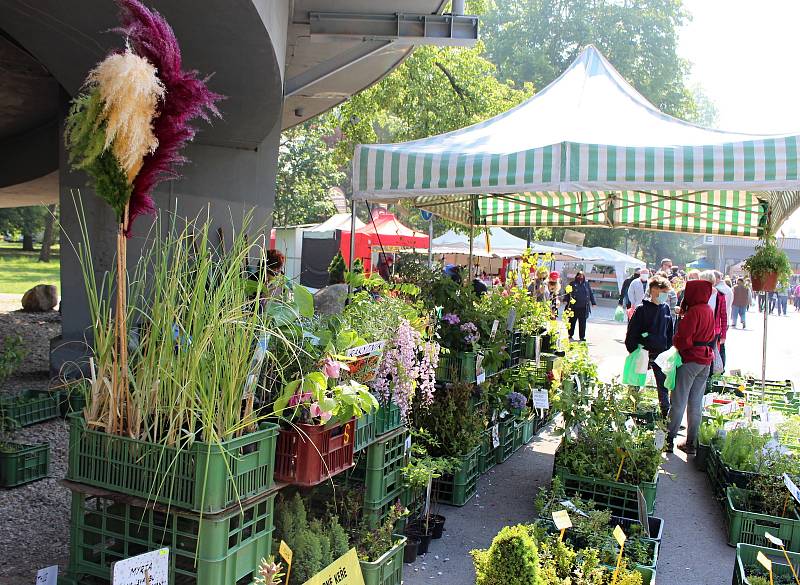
310,402,332,422
501,289,510,297
289,392,312,407
322,358,348,379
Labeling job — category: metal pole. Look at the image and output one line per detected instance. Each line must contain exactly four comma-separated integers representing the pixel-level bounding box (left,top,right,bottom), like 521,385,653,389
526,226,532,249
762,292,768,402
427,217,433,268
468,195,476,281
349,198,356,270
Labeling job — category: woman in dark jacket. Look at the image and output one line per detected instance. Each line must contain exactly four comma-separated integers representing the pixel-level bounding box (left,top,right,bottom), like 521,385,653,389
564,271,596,342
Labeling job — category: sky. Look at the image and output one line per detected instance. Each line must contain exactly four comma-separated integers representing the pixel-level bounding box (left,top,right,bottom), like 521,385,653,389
679,0,800,234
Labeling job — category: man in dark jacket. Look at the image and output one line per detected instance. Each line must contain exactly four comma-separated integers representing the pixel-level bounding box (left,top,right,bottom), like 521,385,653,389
619,269,640,309
564,271,596,342
667,279,715,454
625,275,674,417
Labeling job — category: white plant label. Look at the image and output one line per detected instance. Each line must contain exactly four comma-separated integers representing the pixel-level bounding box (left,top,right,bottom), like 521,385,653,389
506,308,517,332
112,548,169,585
491,424,500,449
532,390,549,410
405,434,412,454
764,532,784,548
784,473,800,504
744,405,752,424
624,418,635,433
653,430,665,450
490,320,500,340
559,500,589,517
552,510,572,530
345,341,386,358
535,335,541,366
476,352,486,384
35,566,58,585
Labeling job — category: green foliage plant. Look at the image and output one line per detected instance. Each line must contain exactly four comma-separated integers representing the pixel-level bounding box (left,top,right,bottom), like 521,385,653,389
412,381,486,458
0,334,25,384
744,237,793,286
328,251,346,285
471,524,542,585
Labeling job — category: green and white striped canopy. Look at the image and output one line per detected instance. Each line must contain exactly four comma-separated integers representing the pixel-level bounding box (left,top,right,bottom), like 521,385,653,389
352,46,800,237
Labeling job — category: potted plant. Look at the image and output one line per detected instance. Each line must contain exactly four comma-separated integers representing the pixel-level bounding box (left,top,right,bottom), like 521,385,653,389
744,237,793,292
506,391,529,418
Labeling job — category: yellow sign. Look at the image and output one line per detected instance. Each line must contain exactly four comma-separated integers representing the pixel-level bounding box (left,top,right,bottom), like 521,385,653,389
552,510,572,530
302,548,365,585
279,540,293,585
612,525,627,547
757,551,772,572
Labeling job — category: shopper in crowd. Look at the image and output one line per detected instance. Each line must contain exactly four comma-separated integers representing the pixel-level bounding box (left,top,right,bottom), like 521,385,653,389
794,281,800,311
625,275,674,418
529,266,550,302
776,281,789,316
619,268,640,310
656,270,679,316
546,271,561,318
564,271,596,342
627,268,650,308
659,258,674,280
667,279,715,454
731,278,750,329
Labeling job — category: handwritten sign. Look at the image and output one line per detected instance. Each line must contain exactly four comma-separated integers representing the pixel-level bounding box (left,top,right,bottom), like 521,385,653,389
345,341,386,358
302,548,365,585
552,510,572,530
35,566,58,585
612,525,627,547
112,548,169,585
784,473,800,504
532,390,549,410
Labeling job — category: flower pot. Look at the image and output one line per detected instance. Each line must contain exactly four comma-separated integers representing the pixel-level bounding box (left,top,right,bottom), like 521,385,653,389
751,272,779,292
417,533,433,555
403,538,419,563
429,514,446,539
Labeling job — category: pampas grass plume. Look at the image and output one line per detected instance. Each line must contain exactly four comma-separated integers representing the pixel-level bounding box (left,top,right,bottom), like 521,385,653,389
89,49,165,183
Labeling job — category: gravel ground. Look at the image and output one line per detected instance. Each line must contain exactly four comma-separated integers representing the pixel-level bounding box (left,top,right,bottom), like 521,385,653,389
1,307,69,585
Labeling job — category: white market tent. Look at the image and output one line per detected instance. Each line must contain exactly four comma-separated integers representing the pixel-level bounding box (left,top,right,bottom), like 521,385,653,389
352,45,800,238
431,227,579,259
307,213,365,232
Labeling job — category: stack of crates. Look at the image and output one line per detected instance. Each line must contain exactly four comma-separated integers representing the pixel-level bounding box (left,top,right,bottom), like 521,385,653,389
63,414,280,585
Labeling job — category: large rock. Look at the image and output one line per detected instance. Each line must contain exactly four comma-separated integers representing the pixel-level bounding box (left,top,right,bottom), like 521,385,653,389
313,284,348,315
21,284,58,312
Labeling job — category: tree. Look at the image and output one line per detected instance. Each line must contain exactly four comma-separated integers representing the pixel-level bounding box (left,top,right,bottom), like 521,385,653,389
273,120,344,227
0,206,48,251
481,0,702,120
39,204,58,262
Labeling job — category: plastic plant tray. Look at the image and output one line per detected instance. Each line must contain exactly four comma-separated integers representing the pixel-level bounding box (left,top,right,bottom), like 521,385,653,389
274,419,355,487
0,441,49,487
359,535,407,585
433,446,480,507
553,466,658,518
726,486,800,551
733,543,800,585
354,411,376,453
0,390,59,428
345,427,408,506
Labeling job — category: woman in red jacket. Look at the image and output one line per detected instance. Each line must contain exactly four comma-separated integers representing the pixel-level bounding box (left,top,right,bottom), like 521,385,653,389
667,280,715,454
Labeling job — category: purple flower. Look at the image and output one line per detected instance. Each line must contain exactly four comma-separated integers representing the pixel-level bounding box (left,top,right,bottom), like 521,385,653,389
460,322,480,345
507,391,528,410
443,313,461,325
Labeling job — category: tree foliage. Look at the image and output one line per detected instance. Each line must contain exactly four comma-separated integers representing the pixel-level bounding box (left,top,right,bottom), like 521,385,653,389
481,0,702,120
0,206,50,250
273,120,344,227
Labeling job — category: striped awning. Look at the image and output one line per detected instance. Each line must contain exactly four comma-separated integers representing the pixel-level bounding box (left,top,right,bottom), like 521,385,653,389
352,46,800,236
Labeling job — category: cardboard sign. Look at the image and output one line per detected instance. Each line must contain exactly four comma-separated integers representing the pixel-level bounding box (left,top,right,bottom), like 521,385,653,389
532,390,549,410
112,548,169,585
491,424,500,449
35,566,58,585
490,320,500,340
612,525,627,547
552,510,572,530
345,341,385,358
756,550,773,572
636,489,650,537
784,473,800,504
764,532,784,548
302,548,365,585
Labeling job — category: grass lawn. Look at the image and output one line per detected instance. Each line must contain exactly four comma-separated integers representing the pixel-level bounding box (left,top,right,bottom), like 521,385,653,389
0,242,60,294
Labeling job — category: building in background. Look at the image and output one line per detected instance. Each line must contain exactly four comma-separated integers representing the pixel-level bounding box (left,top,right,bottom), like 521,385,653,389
694,234,800,275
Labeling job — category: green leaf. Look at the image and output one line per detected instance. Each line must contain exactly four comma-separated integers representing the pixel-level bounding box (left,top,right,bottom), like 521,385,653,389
294,285,314,318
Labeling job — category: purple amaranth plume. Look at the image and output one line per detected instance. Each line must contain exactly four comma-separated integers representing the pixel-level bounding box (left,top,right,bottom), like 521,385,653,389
116,0,223,234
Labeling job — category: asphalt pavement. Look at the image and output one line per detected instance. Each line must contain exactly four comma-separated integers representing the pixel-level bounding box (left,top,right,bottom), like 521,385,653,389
404,299,799,585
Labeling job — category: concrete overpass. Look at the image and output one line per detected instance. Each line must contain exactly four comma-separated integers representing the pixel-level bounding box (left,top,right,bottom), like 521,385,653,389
0,0,477,371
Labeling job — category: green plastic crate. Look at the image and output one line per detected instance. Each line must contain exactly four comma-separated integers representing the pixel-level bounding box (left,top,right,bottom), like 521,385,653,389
65,486,276,585
360,535,406,585
707,446,759,499
364,490,407,529
374,401,402,436
495,419,516,464
478,427,498,474
346,428,409,505
553,467,658,517
355,411,376,453
67,414,279,513
734,543,800,585
433,446,479,507
435,350,498,383
512,418,526,451
0,390,59,428
726,486,800,551
0,441,49,487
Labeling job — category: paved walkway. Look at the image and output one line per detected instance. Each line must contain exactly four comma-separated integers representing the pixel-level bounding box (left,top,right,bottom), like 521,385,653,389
405,300,798,585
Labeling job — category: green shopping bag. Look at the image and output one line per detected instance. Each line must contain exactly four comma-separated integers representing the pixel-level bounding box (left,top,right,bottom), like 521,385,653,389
622,345,648,386
655,347,683,391
614,305,625,322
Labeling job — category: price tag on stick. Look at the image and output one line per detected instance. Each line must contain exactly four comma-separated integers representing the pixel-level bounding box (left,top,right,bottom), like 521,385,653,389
785,474,800,504
279,540,293,585
756,550,773,573
613,525,627,547
532,389,550,410
611,526,627,585
552,509,572,541
764,532,800,585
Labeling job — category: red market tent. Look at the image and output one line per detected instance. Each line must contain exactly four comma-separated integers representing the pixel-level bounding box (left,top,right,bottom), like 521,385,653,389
354,210,430,249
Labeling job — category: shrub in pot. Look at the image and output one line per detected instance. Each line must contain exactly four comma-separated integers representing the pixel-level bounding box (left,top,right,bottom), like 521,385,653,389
744,237,793,292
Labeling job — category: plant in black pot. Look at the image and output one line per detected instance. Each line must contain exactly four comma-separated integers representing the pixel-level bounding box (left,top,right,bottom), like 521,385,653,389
744,237,793,292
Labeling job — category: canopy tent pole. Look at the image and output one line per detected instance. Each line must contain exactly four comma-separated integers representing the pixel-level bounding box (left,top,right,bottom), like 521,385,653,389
427,218,433,268
762,294,768,402
468,194,476,281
